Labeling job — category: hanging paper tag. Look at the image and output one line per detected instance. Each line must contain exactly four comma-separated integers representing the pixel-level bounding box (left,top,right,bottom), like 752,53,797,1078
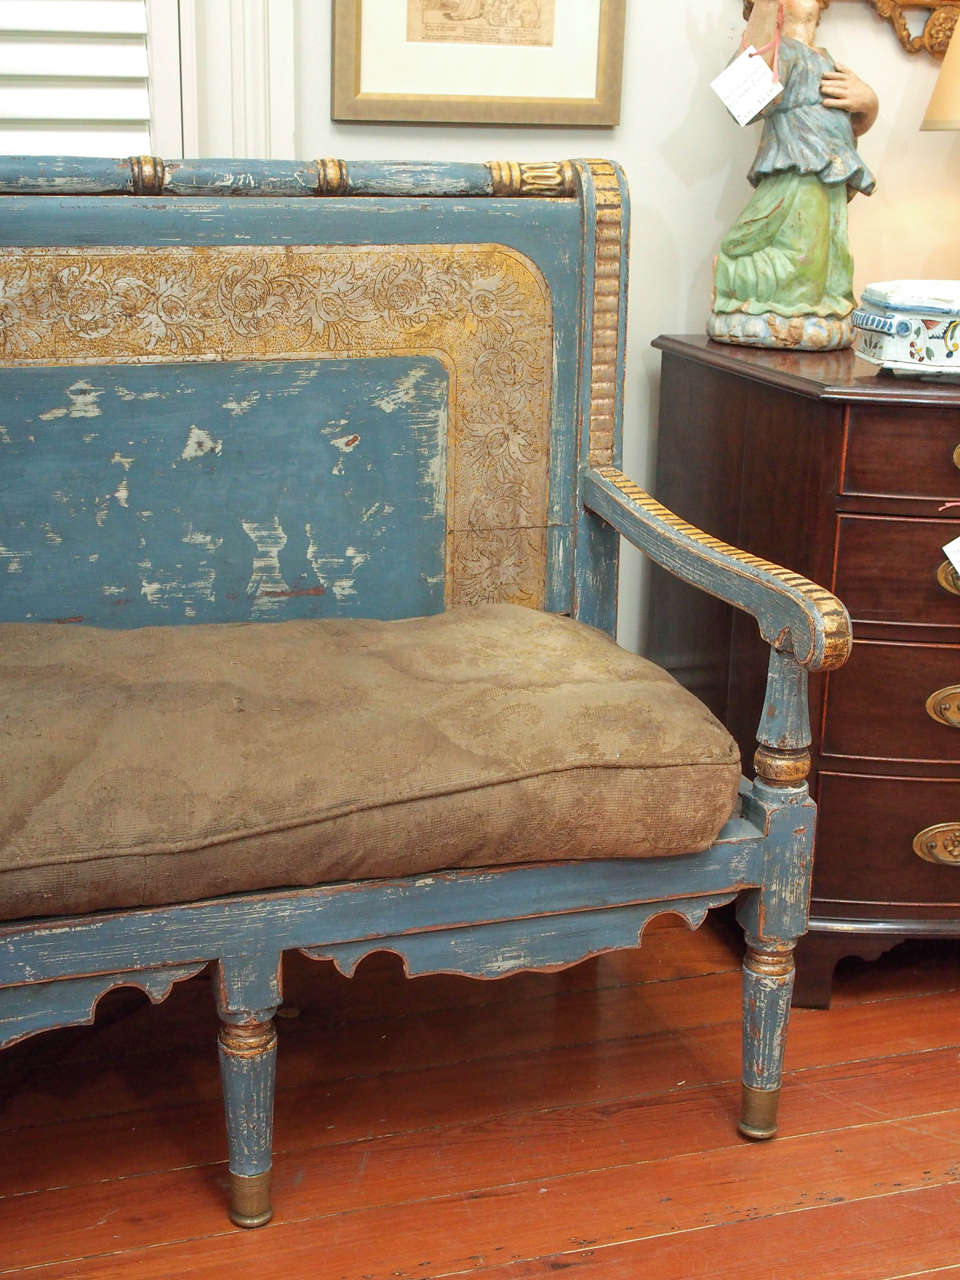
943,533,960,576
711,46,784,127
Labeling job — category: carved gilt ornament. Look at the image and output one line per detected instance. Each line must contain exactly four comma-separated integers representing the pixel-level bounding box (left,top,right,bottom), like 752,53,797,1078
864,1,959,56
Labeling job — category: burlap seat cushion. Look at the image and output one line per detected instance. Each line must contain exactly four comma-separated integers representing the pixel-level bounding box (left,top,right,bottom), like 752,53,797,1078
0,605,742,922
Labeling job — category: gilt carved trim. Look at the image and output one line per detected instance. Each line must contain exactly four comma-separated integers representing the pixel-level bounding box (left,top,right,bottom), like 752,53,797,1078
487,161,577,198
0,243,553,608
130,155,166,195
584,160,625,468
866,1,959,56
315,158,348,195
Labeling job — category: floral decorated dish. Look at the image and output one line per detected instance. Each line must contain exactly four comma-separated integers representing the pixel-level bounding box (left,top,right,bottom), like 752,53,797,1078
854,279,960,375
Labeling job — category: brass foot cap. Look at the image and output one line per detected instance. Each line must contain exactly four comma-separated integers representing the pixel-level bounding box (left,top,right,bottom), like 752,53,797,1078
230,1206,273,1229
228,1170,273,1229
738,1118,778,1141
739,1084,780,1141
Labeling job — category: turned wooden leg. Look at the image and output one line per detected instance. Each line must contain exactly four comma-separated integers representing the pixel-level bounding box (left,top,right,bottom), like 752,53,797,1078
739,941,796,1140
737,650,815,1142
214,952,283,1227
218,1016,278,1228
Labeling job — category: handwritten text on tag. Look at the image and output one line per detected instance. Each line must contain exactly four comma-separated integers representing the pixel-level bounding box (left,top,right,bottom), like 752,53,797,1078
711,46,783,127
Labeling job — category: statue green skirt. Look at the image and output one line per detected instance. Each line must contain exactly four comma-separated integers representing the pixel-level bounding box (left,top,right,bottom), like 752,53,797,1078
708,171,856,350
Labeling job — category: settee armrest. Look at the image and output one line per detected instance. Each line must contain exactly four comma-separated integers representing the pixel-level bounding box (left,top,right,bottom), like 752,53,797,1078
581,466,851,673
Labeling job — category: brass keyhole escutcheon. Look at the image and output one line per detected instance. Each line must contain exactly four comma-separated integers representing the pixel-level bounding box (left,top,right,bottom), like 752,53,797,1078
926,685,960,728
914,823,960,866
937,560,960,596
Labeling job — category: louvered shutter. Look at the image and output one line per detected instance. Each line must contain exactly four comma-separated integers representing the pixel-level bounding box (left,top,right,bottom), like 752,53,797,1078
0,0,154,156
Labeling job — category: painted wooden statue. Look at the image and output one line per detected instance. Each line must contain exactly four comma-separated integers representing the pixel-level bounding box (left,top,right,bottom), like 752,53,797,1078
709,0,879,350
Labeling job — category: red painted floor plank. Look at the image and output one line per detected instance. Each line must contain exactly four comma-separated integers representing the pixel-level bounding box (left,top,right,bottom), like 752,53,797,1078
1,928,957,1278
3,1083,960,1273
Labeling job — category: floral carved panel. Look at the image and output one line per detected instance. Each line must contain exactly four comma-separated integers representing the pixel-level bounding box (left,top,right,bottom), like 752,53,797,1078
0,243,553,608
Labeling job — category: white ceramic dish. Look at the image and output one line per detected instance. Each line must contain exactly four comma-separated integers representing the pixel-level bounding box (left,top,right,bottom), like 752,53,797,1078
853,280,960,376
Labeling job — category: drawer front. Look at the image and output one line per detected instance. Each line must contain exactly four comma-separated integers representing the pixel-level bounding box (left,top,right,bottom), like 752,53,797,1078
835,515,960,627
815,772,960,906
842,404,960,502
823,639,960,762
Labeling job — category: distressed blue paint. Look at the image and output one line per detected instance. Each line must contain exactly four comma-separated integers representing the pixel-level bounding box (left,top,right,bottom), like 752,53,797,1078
574,506,620,635
218,1020,277,1179
216,954,283,1021
219,1047,276,1176
0,835,763,995
738,781,810,1104
736,778,812,1106
0,194,583,602
340,161,494,198
545,524,571,614
310,895,737,981
738,790,817,946
0,963,205,1047
0,194,579,258
163,159,320,196
0,358,448,627
0,156,133,193
0,156,322,198
163,159,495,199
741,961,795,1091
0,158,506,198
758,649,812,751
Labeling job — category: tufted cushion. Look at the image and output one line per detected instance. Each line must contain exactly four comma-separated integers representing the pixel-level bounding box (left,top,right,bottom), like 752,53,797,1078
0,605,742,922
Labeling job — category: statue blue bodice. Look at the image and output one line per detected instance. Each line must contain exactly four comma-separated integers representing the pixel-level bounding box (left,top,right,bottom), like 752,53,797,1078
748,38,876,194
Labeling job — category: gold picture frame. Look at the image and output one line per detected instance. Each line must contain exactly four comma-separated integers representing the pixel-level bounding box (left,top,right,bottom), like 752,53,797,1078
331,0,626,126
862,1,959,56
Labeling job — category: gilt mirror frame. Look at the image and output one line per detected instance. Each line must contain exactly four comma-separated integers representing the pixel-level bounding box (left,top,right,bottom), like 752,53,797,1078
862,1,959,56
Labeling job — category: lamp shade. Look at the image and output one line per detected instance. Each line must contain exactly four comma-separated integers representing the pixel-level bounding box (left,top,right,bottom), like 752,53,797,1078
922,21,960,130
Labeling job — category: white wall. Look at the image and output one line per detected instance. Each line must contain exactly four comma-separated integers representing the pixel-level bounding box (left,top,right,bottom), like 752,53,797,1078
183,0,960,651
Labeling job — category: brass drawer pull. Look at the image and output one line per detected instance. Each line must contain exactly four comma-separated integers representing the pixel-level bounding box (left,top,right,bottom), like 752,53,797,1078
937,560,960,596
914,823,960,865
926,685,960,728
953,443,960,472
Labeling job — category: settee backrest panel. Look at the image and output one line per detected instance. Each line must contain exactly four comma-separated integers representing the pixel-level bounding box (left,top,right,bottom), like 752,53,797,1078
0,159,628,629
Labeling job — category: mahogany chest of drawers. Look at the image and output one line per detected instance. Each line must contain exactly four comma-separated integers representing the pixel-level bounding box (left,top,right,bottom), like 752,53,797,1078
648,335,960,1006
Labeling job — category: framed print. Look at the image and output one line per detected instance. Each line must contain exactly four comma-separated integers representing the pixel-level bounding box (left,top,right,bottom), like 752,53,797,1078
331,0,626,126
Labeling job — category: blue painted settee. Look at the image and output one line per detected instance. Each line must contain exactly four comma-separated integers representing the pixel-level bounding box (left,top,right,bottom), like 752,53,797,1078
0,156,851,1228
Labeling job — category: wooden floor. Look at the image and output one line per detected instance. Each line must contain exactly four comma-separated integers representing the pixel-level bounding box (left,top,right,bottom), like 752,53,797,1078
1,913,959,1279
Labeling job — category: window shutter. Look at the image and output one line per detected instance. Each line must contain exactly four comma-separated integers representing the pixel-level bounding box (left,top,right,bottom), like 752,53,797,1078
0,0,152,156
